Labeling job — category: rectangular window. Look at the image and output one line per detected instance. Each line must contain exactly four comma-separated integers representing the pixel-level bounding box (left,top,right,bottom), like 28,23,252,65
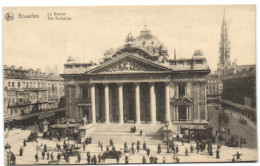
12,82,15,88
178,83,186,97
18,82,21,88
8,82,11,87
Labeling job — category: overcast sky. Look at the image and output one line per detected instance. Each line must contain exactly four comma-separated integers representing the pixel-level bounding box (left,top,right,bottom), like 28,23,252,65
3,5,255,73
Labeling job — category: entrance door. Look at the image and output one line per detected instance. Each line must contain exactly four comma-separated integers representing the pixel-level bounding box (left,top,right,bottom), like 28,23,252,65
128,98,135,120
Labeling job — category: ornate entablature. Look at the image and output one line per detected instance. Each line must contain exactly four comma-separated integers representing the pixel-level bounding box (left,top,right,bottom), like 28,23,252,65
89,54,171,74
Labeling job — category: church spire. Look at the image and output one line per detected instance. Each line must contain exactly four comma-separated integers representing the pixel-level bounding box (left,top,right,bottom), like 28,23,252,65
217,9,231,74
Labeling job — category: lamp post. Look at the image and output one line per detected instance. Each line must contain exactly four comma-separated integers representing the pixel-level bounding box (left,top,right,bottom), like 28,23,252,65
67,122,70,146
5,143,11,165
165,120,170,153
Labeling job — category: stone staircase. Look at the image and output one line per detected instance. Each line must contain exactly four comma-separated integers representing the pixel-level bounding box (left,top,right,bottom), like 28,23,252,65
88,123,165,145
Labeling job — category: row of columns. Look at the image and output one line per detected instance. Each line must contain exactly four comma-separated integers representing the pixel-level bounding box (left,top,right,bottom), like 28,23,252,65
90,82,171,124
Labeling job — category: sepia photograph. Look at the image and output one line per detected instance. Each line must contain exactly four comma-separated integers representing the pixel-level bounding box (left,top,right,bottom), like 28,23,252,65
2,5,257,165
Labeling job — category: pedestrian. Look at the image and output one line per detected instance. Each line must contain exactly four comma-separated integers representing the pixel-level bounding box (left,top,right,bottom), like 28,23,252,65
42,151,45,159
47,151,50,160
131,146,135,155
116,154,120,164
110,139,114,147
176,134,180,141
149,156,154,163
176,156,180,163
19,147,23,156
146,148,150,156
140,129,143,136
216,149,220,159
77,153,81,163
87,153,91,164
172,143,175,153
190,144,194,153
102,153,106,163
98,153,102,163
176,145,179,154
143,141,147,150
35,153,38,162
44,144,47,152
57,153,61,162
162,156,166,163
137,143,140,152
51,152,54,161
93,155,97,164
142,156,146,164
125,155,129,164
101,143,103,151
236,151,241,160
196,144,199,154
181,139,184,146
83,143,86,151
157,143,161,154
23,139,26,147
11,153,16,165
124,142,128,149
185,147,188,156
154,156,158,164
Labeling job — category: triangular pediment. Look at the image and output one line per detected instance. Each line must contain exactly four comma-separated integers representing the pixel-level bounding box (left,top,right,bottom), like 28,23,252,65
86,53,172,74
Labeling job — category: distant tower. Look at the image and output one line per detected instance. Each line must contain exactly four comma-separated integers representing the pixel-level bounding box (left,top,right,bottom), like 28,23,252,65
217,9,231,74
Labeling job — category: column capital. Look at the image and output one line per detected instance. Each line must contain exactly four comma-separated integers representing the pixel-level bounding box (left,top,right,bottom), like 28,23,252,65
117,83,123,86
103,83,109,87
134,82,140,86
164,81,171,86
149,82,155,86
89,83,95,87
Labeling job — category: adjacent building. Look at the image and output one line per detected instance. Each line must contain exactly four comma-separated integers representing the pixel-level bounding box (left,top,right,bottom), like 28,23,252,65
61,26,211,135
4,65,65,128
221,66,256,122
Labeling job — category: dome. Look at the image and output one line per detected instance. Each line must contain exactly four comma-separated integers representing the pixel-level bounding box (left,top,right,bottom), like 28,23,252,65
135,25,162,48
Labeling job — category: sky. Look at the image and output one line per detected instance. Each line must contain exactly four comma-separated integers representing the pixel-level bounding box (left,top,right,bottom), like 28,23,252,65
3,5,256,74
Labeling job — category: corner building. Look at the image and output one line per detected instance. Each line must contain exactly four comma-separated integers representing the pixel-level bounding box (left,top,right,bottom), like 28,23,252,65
61,27,210,134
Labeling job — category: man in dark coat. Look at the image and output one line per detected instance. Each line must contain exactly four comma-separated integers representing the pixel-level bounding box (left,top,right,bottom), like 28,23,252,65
125,155,129,164
83,143,86,151
185,147,189,156
93,155,97,164
47,151,50,160
143,141,146,150
23,139,26,147
98,153,102,163
19,147,23,156
110,139,114,147
190,144,194,153
149,156,153,163
146,148,150,156
140,129,143,136
216,149,220,159
157,144,161,154
42,151,45,159
176,145,179,154
142,156,146,164
44,144,47,152
87,153,91,164
100,143,103,151
77,153,81,163
57,153,61,162
35,153,38,162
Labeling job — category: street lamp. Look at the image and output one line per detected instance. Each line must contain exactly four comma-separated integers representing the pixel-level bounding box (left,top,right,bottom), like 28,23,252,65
67,122,70,146
5,142,11,165
165,120,170,153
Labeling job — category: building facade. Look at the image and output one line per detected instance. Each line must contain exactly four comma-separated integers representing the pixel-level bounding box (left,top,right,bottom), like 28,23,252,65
4,65,65,127
206,74,223,106
61,27,211,133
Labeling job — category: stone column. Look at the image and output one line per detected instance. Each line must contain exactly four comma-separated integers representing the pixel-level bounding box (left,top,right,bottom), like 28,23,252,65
176,106,179,120
135,83,141,124
165,82,170,122
90,84,96,123
150,83,156,124
104,83,110,123
118,83,124,124
176,83,179,99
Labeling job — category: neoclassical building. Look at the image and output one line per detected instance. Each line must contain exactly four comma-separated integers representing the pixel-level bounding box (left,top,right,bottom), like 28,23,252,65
61,27,210,133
